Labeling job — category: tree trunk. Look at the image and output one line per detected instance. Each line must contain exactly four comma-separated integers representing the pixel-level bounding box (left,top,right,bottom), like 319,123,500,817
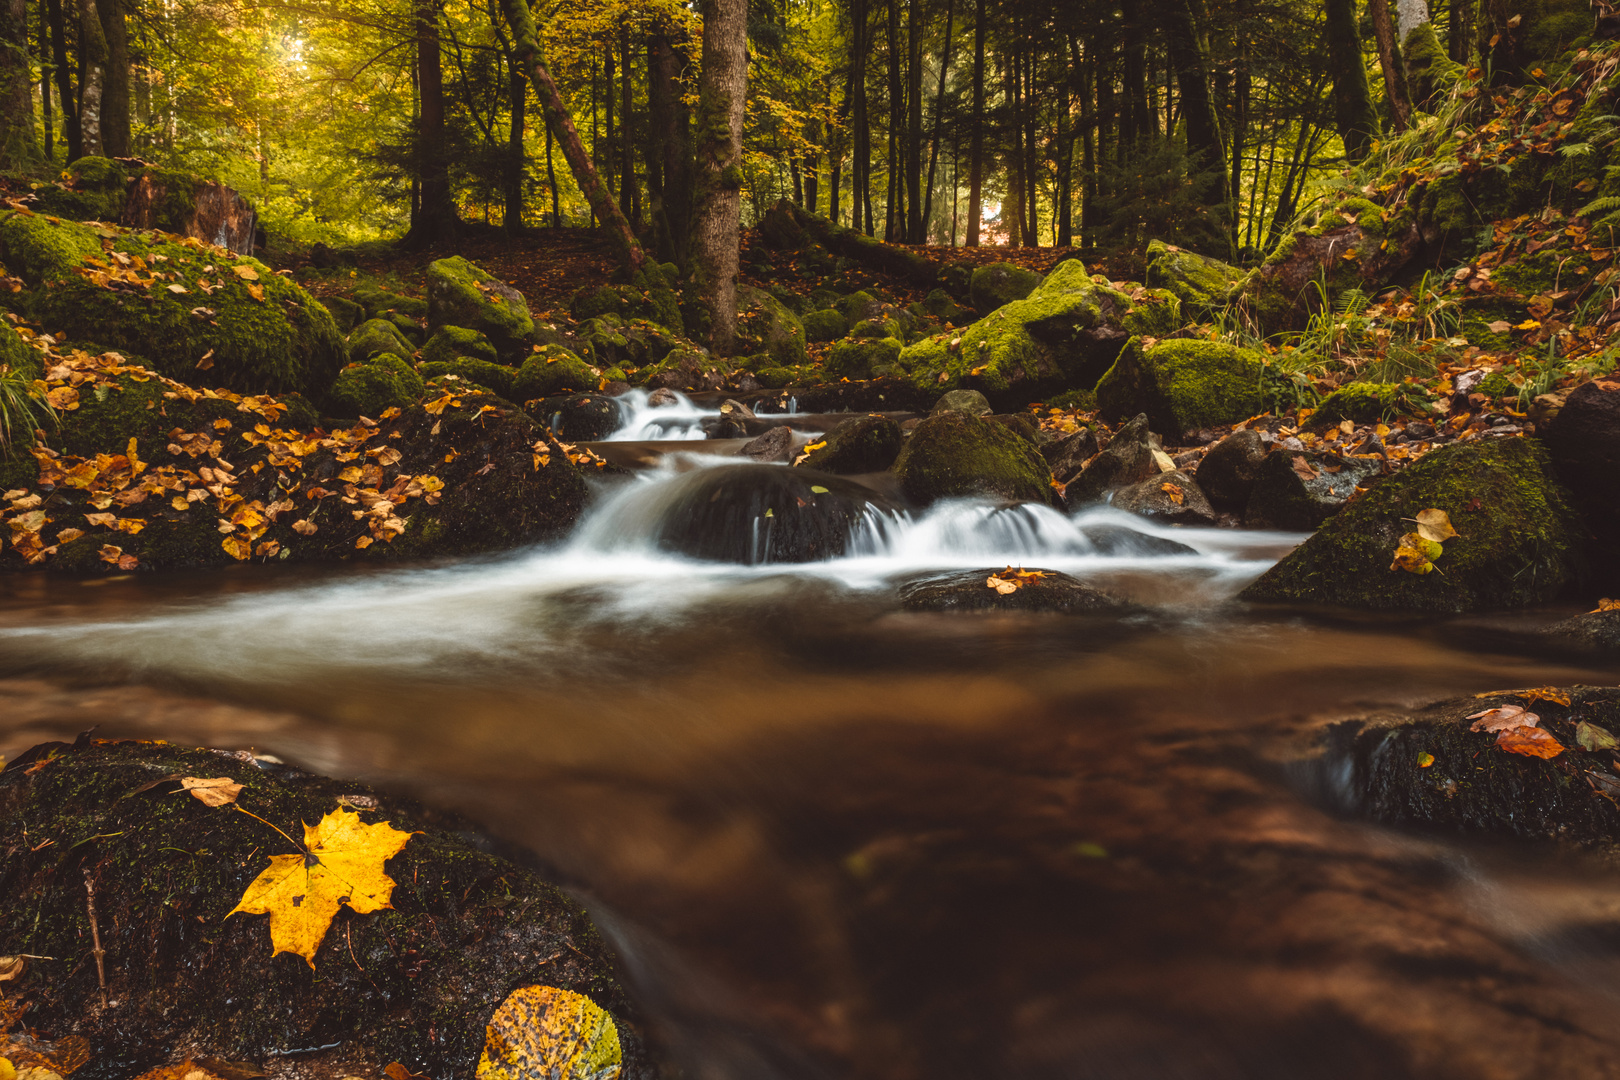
37,0,54,161
1056,36,1075,248
77,0,107,157
1121,5,1148,154
647,27,693,265
1004,49,1025,248
619,28,637,228
918,0,954,243
965,0,984,246
404,0,459,249
46,0,78,160
850,0,873,234
97,0,128,156
885,0,902,241
546,124,560,228
1325,0,1379,161
502,0,645,271
0,0,37,167
1448,0,1473,62
505,49,526,233
690,0,748,353
1368,0,1412,131
904,0,923,243
1164,0,1229,222
1395,0,1431,39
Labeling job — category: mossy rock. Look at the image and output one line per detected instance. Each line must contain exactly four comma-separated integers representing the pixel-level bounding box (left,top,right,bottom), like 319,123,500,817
0,738,654,1079
794,414,903,474
348,318,416,364
1311,382,1411,425
894,261,1147,401
736,285,807,367
1241,437,1586,612
513,345,598,400
326,354,425,418
838,291,886,324
969,262,1042,314
30,156,132,222
893,410,1057,507
570,266,683,334
426,256,533,359
323,294,364,334
1,318,41,379
384,311,424,346
2,214,344,398
1144,239,1244,317
353,279,429,320
419,357,517,400
1121,287,1185,337
1095,337,1269,440
419,325,498,367
826,336,902,379
802,308,849,343
851,317,901,340
910,288,973,325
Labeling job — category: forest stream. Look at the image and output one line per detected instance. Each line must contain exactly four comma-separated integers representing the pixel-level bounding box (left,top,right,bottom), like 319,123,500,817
3,396,1620,1080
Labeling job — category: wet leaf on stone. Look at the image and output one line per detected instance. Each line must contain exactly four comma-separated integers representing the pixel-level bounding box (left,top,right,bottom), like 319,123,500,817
179,777,242,807
1417,752,1435,768
476,985,622,1080
1468,704,1540,732
1496,726,1564,758
1576,721,1619,752
228,805,414,968
1412,508,1459,543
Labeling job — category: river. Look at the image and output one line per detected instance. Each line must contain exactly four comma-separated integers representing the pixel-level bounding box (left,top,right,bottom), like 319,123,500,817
3,395,1619,1078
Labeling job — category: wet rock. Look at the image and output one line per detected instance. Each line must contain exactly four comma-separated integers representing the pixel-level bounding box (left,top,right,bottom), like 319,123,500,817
649,464,896,563
826,336,902,379
1079,522,1197,557
989,413,1041,445
1311,686,1620,848
1243,450,1380,531
1095,337,1270,442
1042,426,1101,485
647,387,681,407
735,285,808,368
794,414,903,474
931,389,993,417
0,738,655,1080
532,393,621,442
426,256,534,360
1144,238,1245,318
720,398,756,420
1196,428,1268,511
969,262,1042,314
1110,469,1217,526
1539,378,1620,581
1065,414,1164,506
638,344,724,393
1241,438,1586,612
893,411,1057,507
1546,608,1620,653
740,424,796,462
898,568,1129,613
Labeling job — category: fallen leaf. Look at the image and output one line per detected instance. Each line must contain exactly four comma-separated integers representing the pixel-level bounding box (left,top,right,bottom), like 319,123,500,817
1411,508,1459,543
228,805,414,968
1576,721,1619,752
986,575,1018,595
476,985,622,1080
291,519,317,535
1518,686,1571,706
180,777,243,807
246,283,265,302
231,264,260,281
1417,752,1435,768
1160,482,1185,505
809,485,829,494
1487,320,1513,333
1496,726,1564,758
1468,704,1540,732
1390,544,1436,574
1593,598,1620,613
0,955,23,981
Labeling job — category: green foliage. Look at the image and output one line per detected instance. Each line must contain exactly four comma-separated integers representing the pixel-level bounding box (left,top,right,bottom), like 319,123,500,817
513,346,597,401
326,354,425,418
0,367,53,455
420,358,517,399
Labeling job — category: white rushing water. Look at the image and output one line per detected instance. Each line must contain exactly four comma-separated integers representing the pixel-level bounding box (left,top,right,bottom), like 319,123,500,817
600,389,719,442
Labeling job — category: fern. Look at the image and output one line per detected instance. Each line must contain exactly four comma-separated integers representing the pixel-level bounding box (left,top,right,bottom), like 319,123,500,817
1559,142,1596,158
1578,194,1620,218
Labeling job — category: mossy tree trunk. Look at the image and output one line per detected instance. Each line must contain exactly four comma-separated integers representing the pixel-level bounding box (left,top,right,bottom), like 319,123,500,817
1325,0,1380,162
0,0,38,168
500,0,646,274
1368,0,1414,131
690,0,748,355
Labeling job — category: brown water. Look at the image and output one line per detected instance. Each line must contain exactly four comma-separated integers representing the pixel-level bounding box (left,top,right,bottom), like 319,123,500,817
4,476,1620,1079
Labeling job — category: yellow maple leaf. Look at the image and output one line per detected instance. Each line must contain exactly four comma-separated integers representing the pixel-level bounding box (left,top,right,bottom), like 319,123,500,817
229,805,413,967
477,986,622,1080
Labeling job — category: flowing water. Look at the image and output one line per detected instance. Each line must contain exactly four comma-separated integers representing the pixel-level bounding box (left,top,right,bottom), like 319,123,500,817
4,405,1620,1079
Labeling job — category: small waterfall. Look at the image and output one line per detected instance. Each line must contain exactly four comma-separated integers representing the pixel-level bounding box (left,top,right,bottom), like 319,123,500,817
603,389,720,442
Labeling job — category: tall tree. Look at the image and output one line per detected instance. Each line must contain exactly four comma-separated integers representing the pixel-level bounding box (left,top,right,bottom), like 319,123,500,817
46,0,78,161
1164,0,1229,237
904,0,923,242
403,0,459,248
98,0,129,156
1368,0,1412,130
502,0,645,271
78,0,108,156
1325,0,1379,161
690,0,749,353
0,0,36,167
918,0,955,240
964,0,984,245
647,25,694,263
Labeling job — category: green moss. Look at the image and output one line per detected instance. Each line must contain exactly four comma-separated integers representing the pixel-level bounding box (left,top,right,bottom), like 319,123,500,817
969,262,1042,314
893,410,1056,506
324,295,364,333
425,256,534,358
1241,437,1586,612
1477,371,1519,398
0,319,41,379
0,211,103,283
420,325,498,366
911,287,972,325
826,336,902,378
353,279,428,319
838,291,882,323
802,308,849,343
795,414,903,474
513,345,597,400
384,311,423,346
326,353,425,418
850,317,901,340
1144,239,1244,315
1121,288,1184,337
30,157,131,222
1311,381,1414,424
735,285,807,367
420,357,517,399
349,318,416,363
1095,337,1269,438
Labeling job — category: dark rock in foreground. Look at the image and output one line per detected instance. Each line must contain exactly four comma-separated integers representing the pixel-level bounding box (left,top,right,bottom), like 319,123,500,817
0,739,655,1080
899,568,1129,613
1546,609,1620,653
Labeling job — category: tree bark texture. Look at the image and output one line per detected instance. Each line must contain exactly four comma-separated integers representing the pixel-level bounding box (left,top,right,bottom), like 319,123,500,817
647,27,693,265
0,0,37,167
46,0,78,160
405,0,459,249
1325,0,1379,161
502,0,644,271
505,54,526,232
98,0,129,156
904,0,922,243
1395,0,1431,40
690,0,748,354
77,0,108,156
965,0,984,245
1368,0,1412,131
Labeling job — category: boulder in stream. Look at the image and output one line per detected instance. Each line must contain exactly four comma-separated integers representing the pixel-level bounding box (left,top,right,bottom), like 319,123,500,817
531,393,622,442
1538,377,1620,583
1196,428,1268,511
794,414,903,474
893,411,1057,507
1110,469,1217,526
1545,609,1620,653
1064,414,1166,505
1040,426,1102,486
0,737,656,1080
1094,337,1270,442
898,568,1129,613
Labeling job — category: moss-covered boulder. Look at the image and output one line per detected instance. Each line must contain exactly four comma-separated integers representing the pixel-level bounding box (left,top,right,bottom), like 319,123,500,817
326,354,426,418
895,261,1154,401
513,345,598,401
932,389,994,417
736,285,807,367
794,414,903,474
1144,239,1245,318
1310,382,1411,425
1243,450,1381,530
838,291,887,325
633,344,723,392
1,213,344,397
30,156,132,221
419,358,517,401
893,410,1056,507
348,317,417,363
568,262,683,334
420,325,498,366
1,318,41,378
1095,337,1269,441
802,308,849,343
826,336,902,379
323,294,364,333
353,279,429,320
969,262,1042,314
0,738,655,1079
1241,437,1586,612
426,256,533,359
910,287,973,326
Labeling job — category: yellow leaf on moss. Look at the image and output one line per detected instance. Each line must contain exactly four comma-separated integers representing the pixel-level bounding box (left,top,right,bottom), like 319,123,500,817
1412,508,1458,543
180,776,242,807
476,986,622,1080
228,805,413,968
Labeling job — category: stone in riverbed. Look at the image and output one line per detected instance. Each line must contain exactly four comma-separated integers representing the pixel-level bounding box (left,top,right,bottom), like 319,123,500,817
898,568,1129,613
1243,450,1380,531
893,411,1057,507
794,414,903,474
931,389,994,417
1094,337,1270,442
1538,377,1620,584
1196,428,1268,512
1110,469,1217,526
1041,426,1102,486
741,424,796,462
1546,609,1620,653
1064,413,1165,506
531,393,621,442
